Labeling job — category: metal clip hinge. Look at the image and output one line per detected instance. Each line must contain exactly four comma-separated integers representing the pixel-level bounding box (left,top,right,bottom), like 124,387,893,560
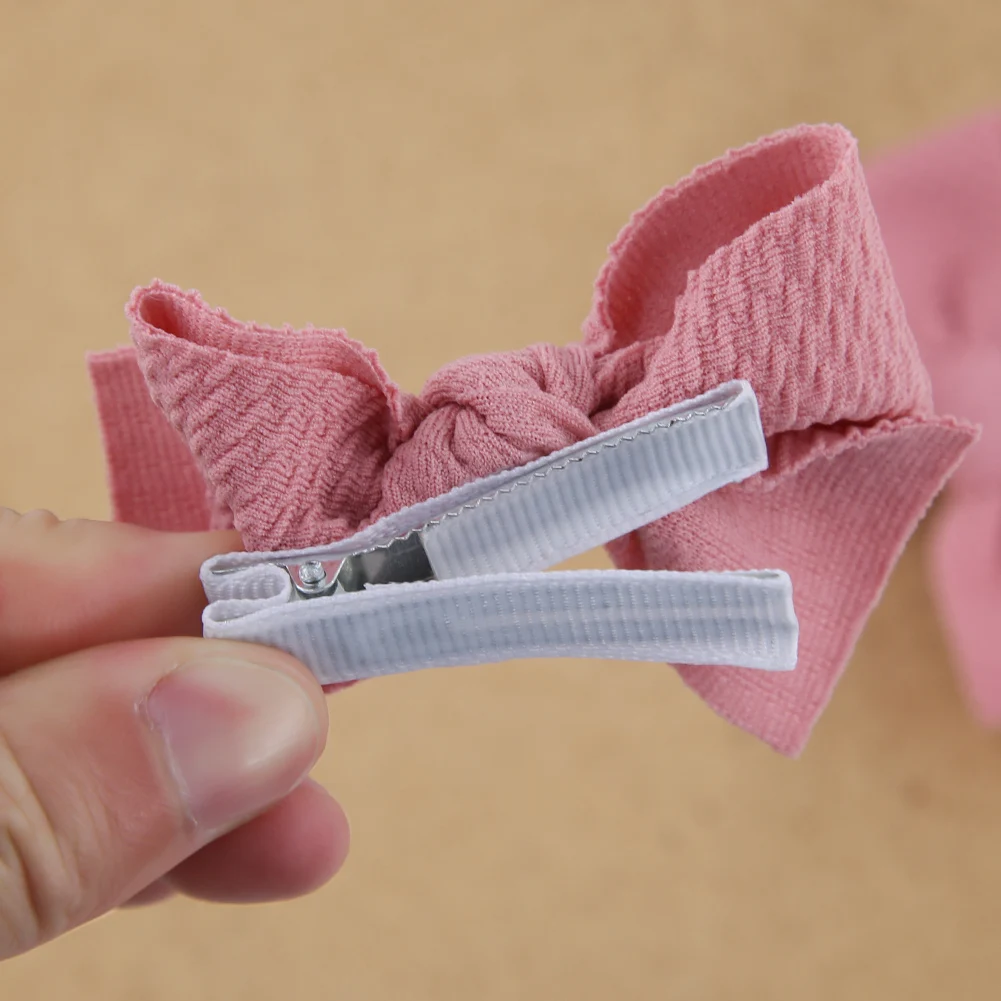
283,530,436,600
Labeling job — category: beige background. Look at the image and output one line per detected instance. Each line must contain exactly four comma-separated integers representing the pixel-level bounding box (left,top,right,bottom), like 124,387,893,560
2,0,1001,997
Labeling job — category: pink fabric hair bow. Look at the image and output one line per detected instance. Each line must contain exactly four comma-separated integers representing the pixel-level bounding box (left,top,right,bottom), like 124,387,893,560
89,123,975,755
867,112,1001,724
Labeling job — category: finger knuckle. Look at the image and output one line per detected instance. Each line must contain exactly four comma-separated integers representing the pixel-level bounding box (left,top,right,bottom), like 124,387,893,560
0,731,83,955
0,508,60,547
15,509,60,530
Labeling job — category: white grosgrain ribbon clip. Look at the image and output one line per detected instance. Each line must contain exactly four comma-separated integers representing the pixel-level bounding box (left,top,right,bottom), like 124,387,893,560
200,381,799,683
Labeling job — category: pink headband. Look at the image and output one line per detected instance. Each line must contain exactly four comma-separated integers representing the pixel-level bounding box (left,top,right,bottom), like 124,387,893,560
867,112,1001,723
89,123,975,755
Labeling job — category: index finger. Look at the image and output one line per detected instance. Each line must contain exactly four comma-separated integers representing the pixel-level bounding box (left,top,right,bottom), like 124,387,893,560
0,509,241,673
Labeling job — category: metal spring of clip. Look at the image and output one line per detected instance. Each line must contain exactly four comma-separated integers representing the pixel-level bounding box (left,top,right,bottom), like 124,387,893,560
284,531,435,599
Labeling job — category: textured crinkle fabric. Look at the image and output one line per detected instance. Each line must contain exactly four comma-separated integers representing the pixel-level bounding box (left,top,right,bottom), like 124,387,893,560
866,112,1001,724
88,123,976,755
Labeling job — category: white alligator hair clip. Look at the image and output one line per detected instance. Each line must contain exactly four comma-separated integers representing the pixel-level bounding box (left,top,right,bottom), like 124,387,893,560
200,381,799,684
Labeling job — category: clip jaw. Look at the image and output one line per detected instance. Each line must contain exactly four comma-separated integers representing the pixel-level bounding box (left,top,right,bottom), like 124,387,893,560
200,381,800,684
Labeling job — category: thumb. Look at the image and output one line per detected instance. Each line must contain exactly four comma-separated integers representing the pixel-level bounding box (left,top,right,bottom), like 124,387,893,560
0,636,327,958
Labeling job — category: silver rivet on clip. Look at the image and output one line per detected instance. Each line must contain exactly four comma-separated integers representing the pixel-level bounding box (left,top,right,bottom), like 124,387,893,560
298,561,327,588
283,560,337,600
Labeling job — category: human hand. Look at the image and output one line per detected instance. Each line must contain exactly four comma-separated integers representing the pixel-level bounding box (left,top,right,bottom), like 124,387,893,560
0,510,349,960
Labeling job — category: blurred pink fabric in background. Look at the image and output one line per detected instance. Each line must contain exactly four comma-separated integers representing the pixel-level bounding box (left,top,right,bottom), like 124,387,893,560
868,112,1001,724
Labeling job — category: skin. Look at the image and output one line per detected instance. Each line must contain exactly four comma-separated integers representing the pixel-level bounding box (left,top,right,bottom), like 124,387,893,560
0,510,350,960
